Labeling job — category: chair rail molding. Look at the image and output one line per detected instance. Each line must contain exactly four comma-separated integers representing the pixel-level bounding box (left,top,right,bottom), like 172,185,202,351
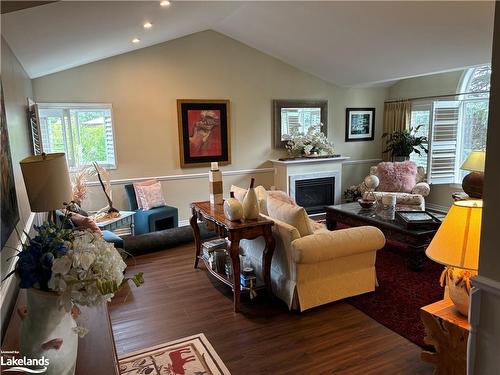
342,158,382,166
85,167,275,186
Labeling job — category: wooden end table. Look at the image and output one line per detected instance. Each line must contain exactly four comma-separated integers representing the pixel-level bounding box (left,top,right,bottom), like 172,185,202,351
326,203,441,271
190,201,275,312
94,210,135,236
420,299,470,374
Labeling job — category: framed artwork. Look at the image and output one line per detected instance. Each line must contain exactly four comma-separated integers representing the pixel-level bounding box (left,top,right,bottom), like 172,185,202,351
177,100,231,168
273,99,328,148
345,108,375,142
0,81,20,249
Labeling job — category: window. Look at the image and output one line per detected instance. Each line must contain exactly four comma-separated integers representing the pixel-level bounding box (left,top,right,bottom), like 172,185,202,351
409,65,490,184
36,103,117,169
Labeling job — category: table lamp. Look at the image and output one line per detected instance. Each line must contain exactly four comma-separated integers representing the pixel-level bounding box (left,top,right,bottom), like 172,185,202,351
20,153,73,221
425,200,482,316
461,150,485,198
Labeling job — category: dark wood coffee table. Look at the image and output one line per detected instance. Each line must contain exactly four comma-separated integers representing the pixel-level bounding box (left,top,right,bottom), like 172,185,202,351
326,203,442,271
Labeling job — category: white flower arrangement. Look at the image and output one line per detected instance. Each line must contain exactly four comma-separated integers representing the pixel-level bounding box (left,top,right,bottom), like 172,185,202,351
48,230,142,310
282,123,334,156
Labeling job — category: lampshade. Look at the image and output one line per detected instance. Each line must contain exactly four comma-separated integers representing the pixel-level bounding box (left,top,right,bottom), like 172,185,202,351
20,153,72,212
461,151,486,172
425,200,482,270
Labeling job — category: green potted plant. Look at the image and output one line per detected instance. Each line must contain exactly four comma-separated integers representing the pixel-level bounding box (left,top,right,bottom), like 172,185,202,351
382,126,428,161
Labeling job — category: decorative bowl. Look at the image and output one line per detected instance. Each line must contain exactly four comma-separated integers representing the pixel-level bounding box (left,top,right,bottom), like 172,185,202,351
357,198,375,209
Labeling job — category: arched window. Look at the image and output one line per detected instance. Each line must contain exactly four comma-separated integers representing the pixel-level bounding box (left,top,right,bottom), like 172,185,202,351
458,65,490,168
459,65,491,98
409,65,491,185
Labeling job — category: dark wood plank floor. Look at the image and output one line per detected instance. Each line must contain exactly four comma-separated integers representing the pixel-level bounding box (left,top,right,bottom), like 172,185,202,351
109,243,433,374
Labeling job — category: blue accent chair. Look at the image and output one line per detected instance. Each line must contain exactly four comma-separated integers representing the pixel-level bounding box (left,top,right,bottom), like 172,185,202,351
55,210,124,249
124,184,179,236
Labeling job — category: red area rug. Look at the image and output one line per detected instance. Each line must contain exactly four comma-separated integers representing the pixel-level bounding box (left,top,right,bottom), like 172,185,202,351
347,238,444,348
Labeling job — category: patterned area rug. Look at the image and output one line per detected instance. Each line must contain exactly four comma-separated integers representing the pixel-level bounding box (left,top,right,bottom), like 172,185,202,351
119,334,231,375
348,239,444,348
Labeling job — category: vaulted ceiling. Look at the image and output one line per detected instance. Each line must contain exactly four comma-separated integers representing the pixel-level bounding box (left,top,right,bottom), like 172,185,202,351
1,1,495,87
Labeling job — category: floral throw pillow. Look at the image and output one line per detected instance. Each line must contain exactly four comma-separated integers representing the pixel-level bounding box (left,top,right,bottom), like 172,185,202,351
134,180,166,210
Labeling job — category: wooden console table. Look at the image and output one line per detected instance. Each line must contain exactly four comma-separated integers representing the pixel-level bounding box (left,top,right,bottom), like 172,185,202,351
190,201,275,312
1,290,119,375
420,299,470,374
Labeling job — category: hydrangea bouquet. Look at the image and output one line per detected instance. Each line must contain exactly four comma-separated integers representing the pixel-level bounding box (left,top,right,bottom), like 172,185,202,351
9,219,144,312
282,123,335,157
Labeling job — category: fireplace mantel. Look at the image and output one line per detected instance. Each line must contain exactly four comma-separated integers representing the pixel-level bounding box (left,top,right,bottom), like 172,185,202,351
270,156,350,166
270,156,349,210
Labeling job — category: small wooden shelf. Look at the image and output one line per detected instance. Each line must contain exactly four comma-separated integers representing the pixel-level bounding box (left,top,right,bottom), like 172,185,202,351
199,255,264,292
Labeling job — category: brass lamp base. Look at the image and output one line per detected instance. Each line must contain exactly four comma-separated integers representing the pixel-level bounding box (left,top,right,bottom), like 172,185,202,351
462,171,484,198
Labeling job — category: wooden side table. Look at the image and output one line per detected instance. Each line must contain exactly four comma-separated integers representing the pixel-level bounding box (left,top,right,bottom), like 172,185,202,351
190,201,275,312
420,299,470,375
95,210,135,236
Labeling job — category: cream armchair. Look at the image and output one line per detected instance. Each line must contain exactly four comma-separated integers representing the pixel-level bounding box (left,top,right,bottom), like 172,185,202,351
239,216,386,312
360,164,430,210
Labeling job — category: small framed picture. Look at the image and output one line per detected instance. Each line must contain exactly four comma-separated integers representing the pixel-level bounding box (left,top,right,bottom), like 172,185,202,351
177,99,231,168
345,108,375,142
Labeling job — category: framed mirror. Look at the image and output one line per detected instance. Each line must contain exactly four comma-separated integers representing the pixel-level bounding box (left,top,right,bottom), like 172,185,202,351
273,99,328,148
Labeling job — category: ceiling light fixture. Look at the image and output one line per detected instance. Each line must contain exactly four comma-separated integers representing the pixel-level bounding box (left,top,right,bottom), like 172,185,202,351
132,38,141,44
144,22,153,29
160,1,170,7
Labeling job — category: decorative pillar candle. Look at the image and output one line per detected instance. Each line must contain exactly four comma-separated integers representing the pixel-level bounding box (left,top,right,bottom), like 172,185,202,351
209,163,223,205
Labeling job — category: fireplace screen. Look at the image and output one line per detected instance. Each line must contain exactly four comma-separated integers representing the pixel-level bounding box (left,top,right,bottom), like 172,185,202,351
294,177,335,214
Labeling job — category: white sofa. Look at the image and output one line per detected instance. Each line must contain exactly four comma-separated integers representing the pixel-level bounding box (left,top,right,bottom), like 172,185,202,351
232,186,386,311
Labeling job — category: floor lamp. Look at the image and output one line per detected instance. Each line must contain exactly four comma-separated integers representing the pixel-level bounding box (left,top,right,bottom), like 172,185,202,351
20,153,73,222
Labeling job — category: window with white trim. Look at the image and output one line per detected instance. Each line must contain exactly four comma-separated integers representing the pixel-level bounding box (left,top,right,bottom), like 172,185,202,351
409,65,490,184
35,103,117,169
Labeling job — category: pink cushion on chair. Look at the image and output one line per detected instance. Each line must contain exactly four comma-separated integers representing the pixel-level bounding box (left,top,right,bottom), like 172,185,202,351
376,161,417,193
134,180,166,210
133,180,157,209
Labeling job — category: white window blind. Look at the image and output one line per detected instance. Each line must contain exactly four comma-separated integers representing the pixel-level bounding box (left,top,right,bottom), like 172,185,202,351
35,103,116,169
429,101,460,184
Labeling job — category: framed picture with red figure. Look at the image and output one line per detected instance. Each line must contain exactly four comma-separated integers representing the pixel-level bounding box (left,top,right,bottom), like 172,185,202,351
177,99,231,168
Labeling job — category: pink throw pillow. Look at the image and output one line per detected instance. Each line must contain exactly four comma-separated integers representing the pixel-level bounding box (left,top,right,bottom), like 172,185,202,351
70,213,103,235
133,180,157,209
377,161,417,193
134,180,166,210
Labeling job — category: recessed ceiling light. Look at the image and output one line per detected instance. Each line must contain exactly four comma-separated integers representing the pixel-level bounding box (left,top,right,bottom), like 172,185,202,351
132,38,140,44
160,1,170,7
144,22,153,29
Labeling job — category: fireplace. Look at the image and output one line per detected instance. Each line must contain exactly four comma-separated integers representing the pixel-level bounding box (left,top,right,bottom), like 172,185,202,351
290,173,337,214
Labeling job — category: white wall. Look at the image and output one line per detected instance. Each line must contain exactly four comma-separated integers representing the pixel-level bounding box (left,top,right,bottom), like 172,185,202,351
470,3,500,373
0,37,36,334
388,69,467,209
33,31,387,220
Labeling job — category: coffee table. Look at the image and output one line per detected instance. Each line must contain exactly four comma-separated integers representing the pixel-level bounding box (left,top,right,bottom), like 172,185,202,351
325,202,442,271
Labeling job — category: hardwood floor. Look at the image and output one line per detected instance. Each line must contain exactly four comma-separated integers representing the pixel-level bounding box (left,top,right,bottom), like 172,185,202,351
109,243,433,374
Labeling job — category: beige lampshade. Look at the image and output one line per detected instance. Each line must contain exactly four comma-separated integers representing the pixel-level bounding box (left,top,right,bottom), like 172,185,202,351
20,153,72,212
461,150,486,172
425,200,482,270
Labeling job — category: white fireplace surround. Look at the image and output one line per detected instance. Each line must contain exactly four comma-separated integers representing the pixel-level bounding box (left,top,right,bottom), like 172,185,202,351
270,157,349,210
